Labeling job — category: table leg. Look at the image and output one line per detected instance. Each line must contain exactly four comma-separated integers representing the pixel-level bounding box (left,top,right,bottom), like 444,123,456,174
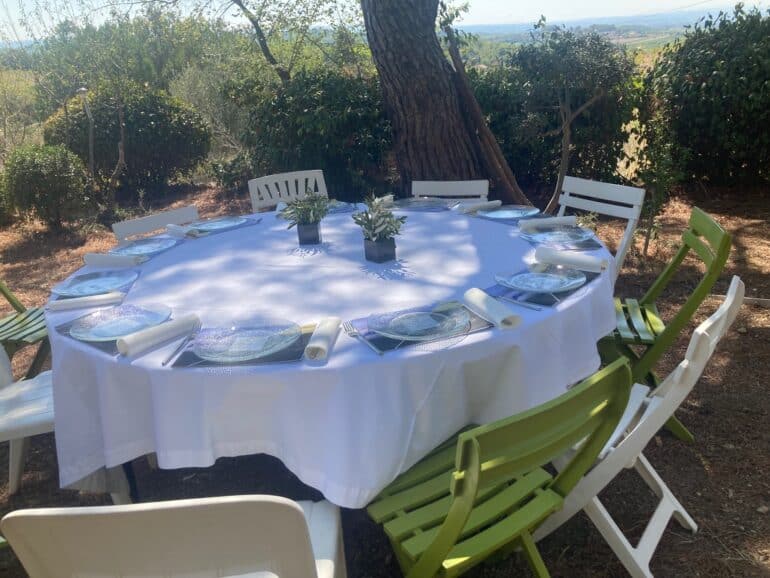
122,461,140,503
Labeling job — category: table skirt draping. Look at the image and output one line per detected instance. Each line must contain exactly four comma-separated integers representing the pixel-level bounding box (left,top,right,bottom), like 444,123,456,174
48,211,616,508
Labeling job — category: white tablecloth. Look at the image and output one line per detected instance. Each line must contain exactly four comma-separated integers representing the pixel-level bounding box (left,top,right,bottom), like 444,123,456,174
48,210,616,508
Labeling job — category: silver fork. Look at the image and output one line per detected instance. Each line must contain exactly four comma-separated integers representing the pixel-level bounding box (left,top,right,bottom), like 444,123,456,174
342,321,383,355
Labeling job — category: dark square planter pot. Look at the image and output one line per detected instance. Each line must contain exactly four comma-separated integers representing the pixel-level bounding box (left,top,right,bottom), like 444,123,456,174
297,223,322,245
364,238,396,263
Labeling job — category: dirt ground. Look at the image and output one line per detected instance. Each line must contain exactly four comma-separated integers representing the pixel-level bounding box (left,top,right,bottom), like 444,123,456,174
0,186,767,577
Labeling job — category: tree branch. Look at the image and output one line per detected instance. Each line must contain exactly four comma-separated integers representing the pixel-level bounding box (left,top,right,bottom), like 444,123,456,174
230,0,290,85
543,89,605,137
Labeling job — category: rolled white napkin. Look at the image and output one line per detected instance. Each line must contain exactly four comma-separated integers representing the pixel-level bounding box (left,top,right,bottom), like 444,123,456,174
459,199,502,214
304,317,342,361
84,253,147,267
166,224,206,238
116,313,200,358
47,291,125,312
519,215,577,233
534,246,608,273
463,288,521,330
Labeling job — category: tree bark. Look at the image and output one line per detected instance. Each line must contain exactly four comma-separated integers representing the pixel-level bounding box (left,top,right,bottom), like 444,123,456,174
231,0,291,85
362,0,519,198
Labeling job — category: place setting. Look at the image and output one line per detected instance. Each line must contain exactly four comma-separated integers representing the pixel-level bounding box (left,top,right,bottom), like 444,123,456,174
166,215,262,238
518,215,602,250
485,246,608,308
46,269,141,312
343,300,498,355
473,204,541,224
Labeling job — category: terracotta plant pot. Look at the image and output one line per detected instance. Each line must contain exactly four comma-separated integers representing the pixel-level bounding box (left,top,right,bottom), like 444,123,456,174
297,223,321,245
364,238,396,263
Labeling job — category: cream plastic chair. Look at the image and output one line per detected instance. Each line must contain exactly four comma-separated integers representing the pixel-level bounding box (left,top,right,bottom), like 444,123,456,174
0,347,53,496
411,179,489,201
1,495,347,578
558,176,645,280
112,205,199,244
535,276,744,578
248,170,328,211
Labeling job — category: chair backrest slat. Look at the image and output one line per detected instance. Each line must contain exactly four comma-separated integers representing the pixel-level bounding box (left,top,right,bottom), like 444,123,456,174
1,495,319,578
112,206,199,244
634,208,731,381
454,358,631,499
557,176,645,280
248,170,328,211
412,180,489,199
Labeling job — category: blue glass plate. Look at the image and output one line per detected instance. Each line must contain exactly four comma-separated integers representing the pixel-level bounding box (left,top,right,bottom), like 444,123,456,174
69,304,171,342
190,216,248,232
523,225,594,245
52,270,139,298
192,318,301,363
109,237,179,257
495,266,586,294
368,306,470,341
478,205,540,220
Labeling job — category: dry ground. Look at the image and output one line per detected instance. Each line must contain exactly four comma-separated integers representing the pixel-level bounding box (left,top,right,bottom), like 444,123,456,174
0,186,767,577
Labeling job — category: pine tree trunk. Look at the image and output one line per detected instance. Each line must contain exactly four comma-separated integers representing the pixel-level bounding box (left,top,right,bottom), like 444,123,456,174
361,0,491,195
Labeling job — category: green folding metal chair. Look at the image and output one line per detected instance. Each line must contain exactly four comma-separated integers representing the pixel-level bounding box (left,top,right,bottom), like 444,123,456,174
0,281,49,379
367,358,632,578
599,207,731,442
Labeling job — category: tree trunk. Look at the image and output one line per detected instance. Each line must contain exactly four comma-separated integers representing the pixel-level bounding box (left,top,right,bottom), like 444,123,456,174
362,0,524,201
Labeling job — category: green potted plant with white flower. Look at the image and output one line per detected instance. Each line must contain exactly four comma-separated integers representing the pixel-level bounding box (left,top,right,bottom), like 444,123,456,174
279,192,329,245
352,195,407,263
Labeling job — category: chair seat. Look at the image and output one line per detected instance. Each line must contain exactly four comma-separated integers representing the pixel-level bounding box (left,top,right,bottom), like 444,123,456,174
0,370,54,441
298,500,344,578
0,307,48,352
368,443,562,576
614,298,665,345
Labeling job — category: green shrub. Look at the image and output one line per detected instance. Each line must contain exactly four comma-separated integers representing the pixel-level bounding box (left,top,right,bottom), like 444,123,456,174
43,82,211,196
648,6,770,183
3,144,89,227
241,69,392,200
470,28,636,194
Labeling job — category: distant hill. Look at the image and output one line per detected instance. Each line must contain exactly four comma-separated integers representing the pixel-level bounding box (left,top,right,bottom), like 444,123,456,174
460,6,737,36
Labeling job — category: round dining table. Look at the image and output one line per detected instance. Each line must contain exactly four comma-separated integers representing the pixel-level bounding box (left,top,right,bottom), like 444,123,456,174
46,208,617,508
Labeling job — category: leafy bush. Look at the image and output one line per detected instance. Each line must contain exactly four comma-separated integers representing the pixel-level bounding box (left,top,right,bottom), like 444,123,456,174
43,82,211,196
3,144,89,227
648,7,770,183
470,27,636,193
241,69,392,200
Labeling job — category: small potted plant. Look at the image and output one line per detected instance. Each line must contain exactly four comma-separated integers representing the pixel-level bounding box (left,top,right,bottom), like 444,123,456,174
279,193,329,245
353,196,407,263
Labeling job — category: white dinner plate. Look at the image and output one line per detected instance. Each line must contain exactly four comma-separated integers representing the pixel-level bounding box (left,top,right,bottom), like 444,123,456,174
495,267,587,294
192,320,301,363
52,270,139,298
69,304,171,342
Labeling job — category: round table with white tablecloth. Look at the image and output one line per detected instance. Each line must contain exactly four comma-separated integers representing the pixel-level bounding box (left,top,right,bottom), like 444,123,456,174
47,209,616,508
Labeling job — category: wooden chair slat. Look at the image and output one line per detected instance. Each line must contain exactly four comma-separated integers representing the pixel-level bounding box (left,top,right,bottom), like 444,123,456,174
614,298,637,342
626,299,656,344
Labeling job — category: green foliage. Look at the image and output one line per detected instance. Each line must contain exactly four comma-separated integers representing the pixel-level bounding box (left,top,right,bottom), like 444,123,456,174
43,82,210,195
647,6,770,183
353,196,406,241
279,192,330,227
0,69,39,163
242,68,391,199
2,144,88,227
470,26,637,192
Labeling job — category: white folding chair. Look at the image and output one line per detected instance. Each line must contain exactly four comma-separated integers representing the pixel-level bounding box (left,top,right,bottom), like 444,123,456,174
411,179,489,201
112,205,199,244
558,176,645,279
1,494,347,578
249,170,328,211
535,276,745,578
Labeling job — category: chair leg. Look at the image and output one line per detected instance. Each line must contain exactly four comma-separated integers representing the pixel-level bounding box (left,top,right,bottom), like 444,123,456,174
24,337,50,380
633,454,697,533
583,497,653,578
519,532,550,578
663,415,695,443
8,437,30,495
